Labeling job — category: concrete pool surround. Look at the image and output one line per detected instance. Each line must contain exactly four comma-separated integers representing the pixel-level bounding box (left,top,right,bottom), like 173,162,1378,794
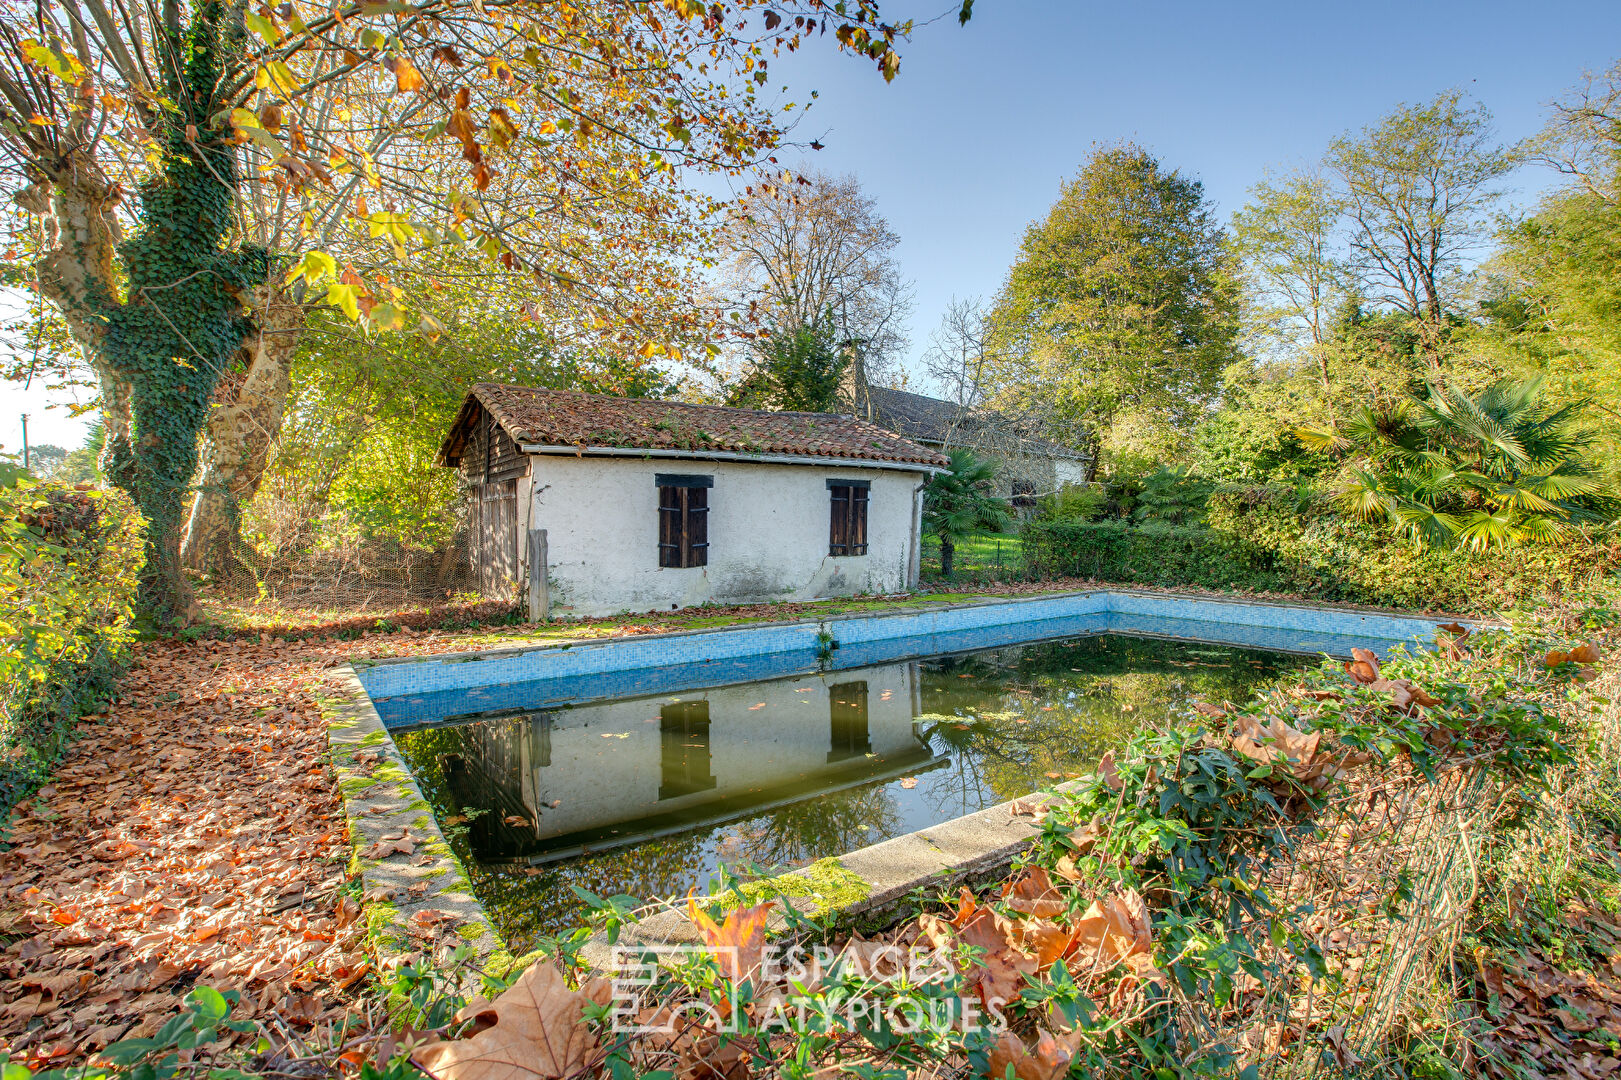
322,589,1461,960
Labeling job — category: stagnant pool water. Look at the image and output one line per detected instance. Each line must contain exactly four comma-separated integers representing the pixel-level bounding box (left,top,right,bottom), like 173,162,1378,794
395,634,1305,948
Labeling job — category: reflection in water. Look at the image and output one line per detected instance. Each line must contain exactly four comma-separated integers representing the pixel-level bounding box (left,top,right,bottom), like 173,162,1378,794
828,682,872,763
396,634,1301,950
659,702,715,800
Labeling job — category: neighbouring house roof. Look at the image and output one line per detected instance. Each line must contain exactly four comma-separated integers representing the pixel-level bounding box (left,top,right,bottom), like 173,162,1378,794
437,383,950,471
864,385,1088,462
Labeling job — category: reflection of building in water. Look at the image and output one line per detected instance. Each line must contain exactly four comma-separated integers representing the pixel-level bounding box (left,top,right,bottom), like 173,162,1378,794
658,701,716,800
828,682,871,763
439,662,930,863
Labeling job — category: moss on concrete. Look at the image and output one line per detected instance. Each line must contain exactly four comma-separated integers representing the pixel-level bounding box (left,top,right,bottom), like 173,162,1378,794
707,858,871,919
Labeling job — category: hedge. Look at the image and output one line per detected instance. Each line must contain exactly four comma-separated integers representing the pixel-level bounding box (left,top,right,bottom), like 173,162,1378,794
0,479,143,815
1023,485,1621,612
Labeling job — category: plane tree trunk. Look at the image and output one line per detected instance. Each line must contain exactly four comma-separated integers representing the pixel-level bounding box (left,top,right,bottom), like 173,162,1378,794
181,286,307,575
21,25,263,623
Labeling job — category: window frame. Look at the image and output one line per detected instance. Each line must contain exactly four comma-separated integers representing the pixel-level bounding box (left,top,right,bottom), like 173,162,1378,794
656,474,712,569
827,478,870,557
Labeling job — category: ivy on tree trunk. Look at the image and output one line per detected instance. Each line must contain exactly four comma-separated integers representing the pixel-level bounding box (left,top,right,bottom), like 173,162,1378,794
30,2,264,622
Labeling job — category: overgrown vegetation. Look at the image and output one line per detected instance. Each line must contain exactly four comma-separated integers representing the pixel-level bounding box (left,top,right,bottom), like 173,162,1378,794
0,473,142,815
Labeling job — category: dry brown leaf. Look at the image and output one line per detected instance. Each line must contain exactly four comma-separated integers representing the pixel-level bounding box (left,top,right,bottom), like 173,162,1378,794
412,962,612,1080
1066,889,1155,977
1097,751,1123,792
1344,647,1381,685
984,1027,1084,1080
1003,866,1067,920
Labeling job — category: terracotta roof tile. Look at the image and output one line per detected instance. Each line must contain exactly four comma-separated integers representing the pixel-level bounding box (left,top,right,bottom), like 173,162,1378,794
443,384,949,470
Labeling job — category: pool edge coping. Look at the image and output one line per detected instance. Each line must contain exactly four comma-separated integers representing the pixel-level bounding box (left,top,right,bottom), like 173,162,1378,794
319,665,507,965
349,586,1470,684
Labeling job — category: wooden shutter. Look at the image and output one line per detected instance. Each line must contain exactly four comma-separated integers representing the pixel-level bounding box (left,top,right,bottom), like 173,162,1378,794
656,475,712,568
658,486,682,567
850,485,868,555
828,480,870,556
829,485,850,555
686,485,709,567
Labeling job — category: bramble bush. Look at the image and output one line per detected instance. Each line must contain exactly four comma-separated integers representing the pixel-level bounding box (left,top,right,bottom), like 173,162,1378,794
0,476,143,815
1024,485,1621,612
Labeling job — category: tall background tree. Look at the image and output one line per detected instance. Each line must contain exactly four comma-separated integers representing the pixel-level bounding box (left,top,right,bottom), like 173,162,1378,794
1325,90,1517,373
1228,168,1347,388
719,169,911,405
2,0,910,619
984,144,1240,474
1483,61,1621,477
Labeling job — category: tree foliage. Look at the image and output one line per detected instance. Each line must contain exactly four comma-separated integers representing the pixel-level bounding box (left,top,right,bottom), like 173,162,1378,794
3,0,912,618
1324,91,1516,371
724,319,846,412
985,145,1240,471
719,169,911,396
1295,377,1615,549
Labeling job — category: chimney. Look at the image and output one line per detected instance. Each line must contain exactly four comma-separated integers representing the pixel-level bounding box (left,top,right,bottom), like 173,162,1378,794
837,339,872,420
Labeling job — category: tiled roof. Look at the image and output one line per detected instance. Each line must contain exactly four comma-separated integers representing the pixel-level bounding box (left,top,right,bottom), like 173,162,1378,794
865,386,1088,461
439,383,949,469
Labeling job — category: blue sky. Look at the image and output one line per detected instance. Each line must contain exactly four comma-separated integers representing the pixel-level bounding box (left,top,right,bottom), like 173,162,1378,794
6,0,1621,454
757,0,1621,388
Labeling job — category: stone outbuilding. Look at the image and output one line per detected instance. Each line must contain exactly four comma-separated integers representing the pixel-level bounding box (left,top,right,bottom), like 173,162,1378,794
436,383,948,616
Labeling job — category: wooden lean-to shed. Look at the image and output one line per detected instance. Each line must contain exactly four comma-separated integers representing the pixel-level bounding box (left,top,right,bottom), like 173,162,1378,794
436,384,948,617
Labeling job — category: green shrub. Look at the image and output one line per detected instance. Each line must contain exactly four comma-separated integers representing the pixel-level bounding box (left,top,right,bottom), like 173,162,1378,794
1023,486,1621,611
1022,518,1290,592
0,478,143,814
1207,485,1621,611
1033,484,1106,523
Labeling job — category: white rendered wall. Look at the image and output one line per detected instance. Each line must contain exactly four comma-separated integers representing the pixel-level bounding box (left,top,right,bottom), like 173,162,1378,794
1054,458,1089,487
525,456,929,616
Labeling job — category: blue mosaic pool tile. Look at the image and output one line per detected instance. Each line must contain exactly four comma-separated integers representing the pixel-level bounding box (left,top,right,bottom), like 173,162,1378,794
359,591,1453,728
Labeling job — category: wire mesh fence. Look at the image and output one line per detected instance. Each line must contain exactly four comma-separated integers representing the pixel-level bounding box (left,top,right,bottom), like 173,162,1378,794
1174,760,1496,1077
920,533,1033,583
201,529,483,614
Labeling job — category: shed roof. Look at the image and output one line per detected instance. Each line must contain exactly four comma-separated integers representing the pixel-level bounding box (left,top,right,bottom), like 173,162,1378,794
438,383,949,471
865,385,1087,461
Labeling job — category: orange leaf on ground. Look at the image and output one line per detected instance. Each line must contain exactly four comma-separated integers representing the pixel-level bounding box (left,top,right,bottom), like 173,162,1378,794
985,1027,1085,1080
412,962,612,1080
686,895,775,985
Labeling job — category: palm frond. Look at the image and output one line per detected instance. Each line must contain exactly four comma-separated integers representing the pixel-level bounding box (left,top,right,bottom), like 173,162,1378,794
1390,501,1461,549
1291,425,1351,454
1453,509,1519,551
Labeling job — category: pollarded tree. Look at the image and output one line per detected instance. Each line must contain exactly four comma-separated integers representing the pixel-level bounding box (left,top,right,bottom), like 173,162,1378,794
2,0,913,620
984,144,1240,474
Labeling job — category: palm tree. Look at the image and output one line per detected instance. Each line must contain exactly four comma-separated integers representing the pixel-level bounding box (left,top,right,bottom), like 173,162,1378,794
923,449,1015,577
1294,376,1615,550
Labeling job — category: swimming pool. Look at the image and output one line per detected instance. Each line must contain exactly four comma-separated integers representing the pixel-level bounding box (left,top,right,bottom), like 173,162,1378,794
337,591,1450,950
